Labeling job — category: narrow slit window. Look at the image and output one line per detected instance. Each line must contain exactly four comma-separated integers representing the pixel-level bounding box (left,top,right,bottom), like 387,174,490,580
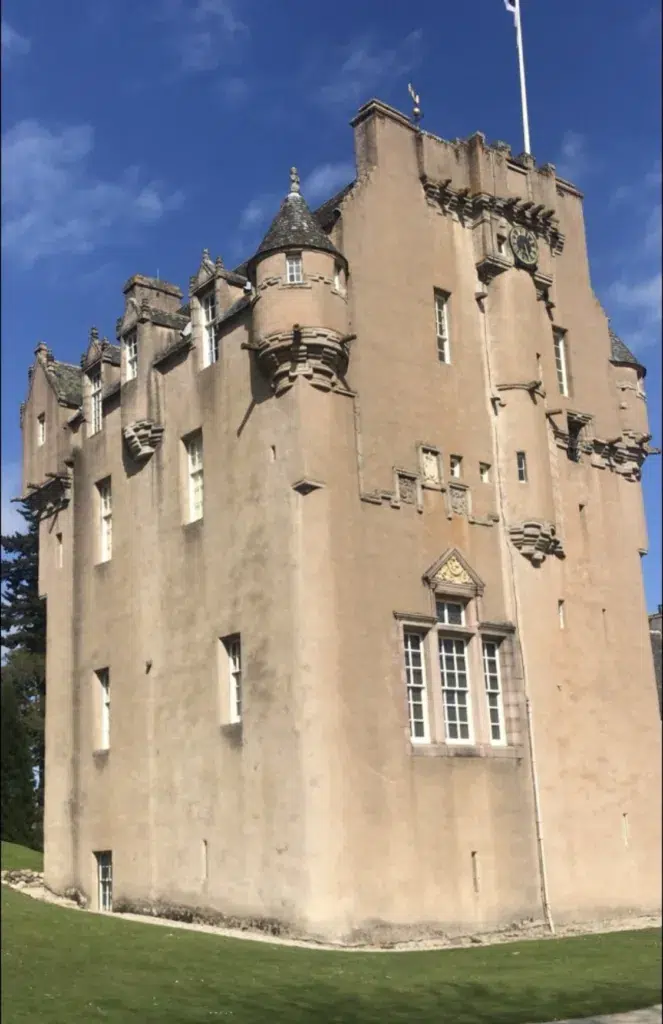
567,416,584,463
185,432,204,522
201,289,218,366
479,462,491,483
97,668,110,750
124,329,138,381
90,369,103,435
553,328,569,397
450,454,462,479
434,291,451,364
37,413,46,446
56,533,63,569
286,254,303,285
558,599,566,630
226,636,242,724
96,851,112,911
403,631,429,742
98,478,112,561
482,639,506,745
516,451,528,482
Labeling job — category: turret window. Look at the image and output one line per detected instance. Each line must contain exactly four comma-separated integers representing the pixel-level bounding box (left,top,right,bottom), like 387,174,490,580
333,263,346,294
516,451,528,482
201,290,218,366
124,329,138,381
286,254,303,285
90,369,103,435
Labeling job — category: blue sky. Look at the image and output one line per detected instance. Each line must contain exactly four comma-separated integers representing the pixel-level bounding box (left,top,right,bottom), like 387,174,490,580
1,0,660,609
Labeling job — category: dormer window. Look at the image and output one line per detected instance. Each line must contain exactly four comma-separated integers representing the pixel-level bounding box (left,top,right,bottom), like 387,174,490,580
286,254,303,285
124,329,138,381
201,289,218,367
37,413,45,446
90,369,103,435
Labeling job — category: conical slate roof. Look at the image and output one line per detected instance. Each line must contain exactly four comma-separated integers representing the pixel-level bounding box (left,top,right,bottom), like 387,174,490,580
609,327,645,373
250,168,342,267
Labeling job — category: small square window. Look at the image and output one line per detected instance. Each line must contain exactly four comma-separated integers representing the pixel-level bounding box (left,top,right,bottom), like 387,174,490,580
479,462,491,483
286,254,303,285
516,451,528,482
436,600,465,626
37,414,46,446
450,455,462,479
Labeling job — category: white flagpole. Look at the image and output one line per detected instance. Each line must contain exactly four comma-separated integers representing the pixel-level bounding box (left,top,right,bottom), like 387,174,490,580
512,0,531,154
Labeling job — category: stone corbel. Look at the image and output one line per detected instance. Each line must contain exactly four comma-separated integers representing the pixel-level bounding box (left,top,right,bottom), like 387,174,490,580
123,420,165,461
476,253,511,286
508,520,565,565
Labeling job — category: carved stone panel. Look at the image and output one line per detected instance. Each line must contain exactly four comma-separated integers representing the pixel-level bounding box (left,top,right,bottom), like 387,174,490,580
420,447,441,486
434,555,473,588
397,473,417,504
449,484,469,516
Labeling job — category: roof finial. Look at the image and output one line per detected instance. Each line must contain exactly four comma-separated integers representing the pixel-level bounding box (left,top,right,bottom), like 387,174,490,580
408,83,422,126
289,167,301,195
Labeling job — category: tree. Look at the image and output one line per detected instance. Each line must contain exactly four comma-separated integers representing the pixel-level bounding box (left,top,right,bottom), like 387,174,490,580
0,672,37,847
1,499,46,847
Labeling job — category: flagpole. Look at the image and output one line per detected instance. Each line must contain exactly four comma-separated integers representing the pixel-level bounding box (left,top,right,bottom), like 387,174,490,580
512,0,531,154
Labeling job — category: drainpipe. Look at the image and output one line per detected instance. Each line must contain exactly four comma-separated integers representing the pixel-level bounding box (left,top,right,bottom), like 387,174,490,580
477,288,555,935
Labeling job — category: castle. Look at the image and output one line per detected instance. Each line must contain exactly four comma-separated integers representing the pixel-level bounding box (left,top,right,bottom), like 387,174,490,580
20,98,661,943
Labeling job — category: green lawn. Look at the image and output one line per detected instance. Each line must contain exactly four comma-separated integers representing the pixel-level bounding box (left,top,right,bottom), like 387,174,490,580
1,841,43,872
1,845,661,1024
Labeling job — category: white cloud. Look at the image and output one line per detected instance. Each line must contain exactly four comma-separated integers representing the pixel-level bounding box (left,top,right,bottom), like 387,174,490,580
610,274,662,324
1,20,30,62
303,163,354,202
158,0,248,73
1,120,183,266
555,131,589,183
239,197,270,231
317,31,422,111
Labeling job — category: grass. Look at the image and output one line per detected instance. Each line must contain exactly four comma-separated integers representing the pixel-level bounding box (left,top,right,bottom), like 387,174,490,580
1,845,661,1024
1,841,43,872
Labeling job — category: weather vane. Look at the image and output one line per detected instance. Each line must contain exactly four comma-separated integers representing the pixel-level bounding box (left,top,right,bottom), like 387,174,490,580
408,83,422,126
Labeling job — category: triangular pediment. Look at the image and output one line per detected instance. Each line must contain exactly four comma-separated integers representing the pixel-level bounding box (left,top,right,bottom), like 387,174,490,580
423,547,484,595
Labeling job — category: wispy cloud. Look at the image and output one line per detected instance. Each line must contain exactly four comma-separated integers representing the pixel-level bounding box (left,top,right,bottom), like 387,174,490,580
239,197,270,232
316,31,422,111
303,163,354,202
1,120,183,267
1,20,30,63
157,0,248,74
610,274,661,326
555,131,590,183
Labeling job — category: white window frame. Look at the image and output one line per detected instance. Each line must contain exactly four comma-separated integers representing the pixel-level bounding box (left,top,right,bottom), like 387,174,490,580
124,329,138,381
482,639,506,746
226,636,242,724
37,413,46,446
286,254,303,285
185,432,204,522
450,455,462,479
479,462,491,483
516,451,528,482
98,479,112,562
403,630,430,743
96,668,110,750
201,289,218,366
96,851,112,912
438,633,474,744
435,599,465,626
434,290,451,364
553,328,569,397
90,369,103,435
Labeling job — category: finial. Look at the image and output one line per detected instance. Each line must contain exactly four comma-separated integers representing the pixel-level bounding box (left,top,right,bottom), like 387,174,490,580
408,83,422,126
289,167,301,195
89,326,99,343
215,254,224,270
202,248,212,264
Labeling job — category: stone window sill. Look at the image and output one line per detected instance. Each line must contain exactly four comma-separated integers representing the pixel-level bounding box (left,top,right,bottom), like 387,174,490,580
411,743,523,760
92,749,110,761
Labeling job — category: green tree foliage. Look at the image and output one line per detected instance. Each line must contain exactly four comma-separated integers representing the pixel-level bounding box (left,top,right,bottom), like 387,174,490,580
2,499,46,848
0,673,37,847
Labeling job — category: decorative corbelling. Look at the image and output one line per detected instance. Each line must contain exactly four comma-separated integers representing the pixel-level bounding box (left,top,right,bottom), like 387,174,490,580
476,253,511,285
249,324,351,396
508,520,565,565
423,548,485,596
421,176,565,255
496,379,546,401
123,420,165,460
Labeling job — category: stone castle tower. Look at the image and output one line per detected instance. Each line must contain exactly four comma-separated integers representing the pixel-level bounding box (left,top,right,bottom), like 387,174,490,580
20,99,661,942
